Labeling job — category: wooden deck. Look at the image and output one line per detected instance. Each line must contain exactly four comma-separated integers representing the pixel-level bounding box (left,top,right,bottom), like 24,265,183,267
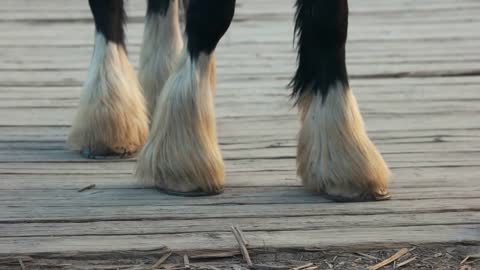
1,0,479,260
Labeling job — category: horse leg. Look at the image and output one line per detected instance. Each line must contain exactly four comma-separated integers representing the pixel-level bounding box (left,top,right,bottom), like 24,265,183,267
291,0,391,202
139,0,183,117
68,0,149,159
136,0,236,196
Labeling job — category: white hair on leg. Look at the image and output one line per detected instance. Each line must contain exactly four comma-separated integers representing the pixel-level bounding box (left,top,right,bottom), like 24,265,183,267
297,82,390,200
139,0,183,117
136,50,224,194
68,34,149,156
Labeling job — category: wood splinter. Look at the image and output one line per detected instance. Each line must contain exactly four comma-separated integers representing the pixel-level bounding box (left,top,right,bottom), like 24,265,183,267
396,257,417,268
251,264,289,270
291,263,314,270
355,252,381,262
152,252,172,269
368,248,409,270
231,225,252,266
184,254,190,269
18,257,26,270
461,254,480,265
235,225,249,247
77,184,96,192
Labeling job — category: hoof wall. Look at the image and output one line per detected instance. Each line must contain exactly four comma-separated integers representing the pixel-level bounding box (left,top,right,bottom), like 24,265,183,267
322,190,391,203
158,188,224,197
81,147,136,160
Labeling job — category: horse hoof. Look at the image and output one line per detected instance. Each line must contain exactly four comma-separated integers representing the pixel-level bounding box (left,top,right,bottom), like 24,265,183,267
157,188,225,197
81,146,135,160
321,190,391,203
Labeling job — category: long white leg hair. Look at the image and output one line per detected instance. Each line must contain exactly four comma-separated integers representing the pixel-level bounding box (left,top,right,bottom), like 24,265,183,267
136,0,236,195
139,0,184,117
297,83,391,200
68,0,148,158
292,0,390,201
136,51,224,193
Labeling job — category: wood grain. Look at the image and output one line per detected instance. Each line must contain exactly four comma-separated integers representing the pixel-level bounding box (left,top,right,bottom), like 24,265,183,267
0,0,478,258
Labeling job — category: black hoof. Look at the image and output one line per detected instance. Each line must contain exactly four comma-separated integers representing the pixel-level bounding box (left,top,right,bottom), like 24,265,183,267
81,146,135,160
322,190,392,203
157,187,224,197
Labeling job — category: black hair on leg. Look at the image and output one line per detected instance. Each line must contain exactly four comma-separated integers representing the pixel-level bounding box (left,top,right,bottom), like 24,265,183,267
147,0,171,16
290,0,349,103
88,0,127,47
185,0,236,59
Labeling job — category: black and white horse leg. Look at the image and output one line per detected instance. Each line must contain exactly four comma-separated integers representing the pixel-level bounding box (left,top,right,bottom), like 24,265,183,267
291,0,391,202
136,0,235,196
68,0,149,158
139,0,183,117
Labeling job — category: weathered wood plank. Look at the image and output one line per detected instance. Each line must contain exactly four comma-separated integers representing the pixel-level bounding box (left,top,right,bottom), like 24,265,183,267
1,108,479,131
1,225,478,256
1,212,477,238
0,123,478,144
1,198,479,222
1,187,479,210
0,0,478,259
2,135,479,157
1,166,479,190
0,150,479,170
